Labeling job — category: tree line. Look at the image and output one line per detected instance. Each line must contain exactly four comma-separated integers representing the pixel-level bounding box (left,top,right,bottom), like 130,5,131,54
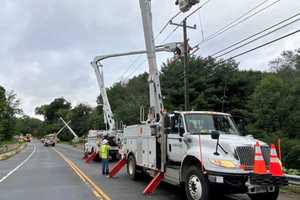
1,49,299,168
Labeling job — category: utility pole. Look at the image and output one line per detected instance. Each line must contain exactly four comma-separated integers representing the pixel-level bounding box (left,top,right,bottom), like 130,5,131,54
183,19,189,111
170,19,196,111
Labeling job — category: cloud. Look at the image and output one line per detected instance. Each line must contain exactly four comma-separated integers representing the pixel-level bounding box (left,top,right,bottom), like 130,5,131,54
0,0,299,117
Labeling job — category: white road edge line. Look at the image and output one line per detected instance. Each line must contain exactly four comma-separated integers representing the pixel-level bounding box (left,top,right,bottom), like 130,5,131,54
0,144,36,183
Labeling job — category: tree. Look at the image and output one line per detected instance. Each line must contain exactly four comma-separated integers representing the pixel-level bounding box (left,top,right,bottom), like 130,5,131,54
35,98,71,123
35,97,71,136
0,86,21,141
65,104,92,137
15,116,44,138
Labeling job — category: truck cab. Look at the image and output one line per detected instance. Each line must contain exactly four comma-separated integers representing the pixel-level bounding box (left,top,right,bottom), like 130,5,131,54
164,111,286,200
167,111,239,163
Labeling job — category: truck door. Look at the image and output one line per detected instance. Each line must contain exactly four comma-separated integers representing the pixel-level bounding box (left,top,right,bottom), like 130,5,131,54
167,114,186,163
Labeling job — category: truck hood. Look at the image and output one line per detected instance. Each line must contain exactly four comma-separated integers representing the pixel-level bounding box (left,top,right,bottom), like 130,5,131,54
186,133,268,156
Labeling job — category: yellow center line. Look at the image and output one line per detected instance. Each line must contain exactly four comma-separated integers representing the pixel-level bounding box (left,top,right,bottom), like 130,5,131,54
53,148,111,200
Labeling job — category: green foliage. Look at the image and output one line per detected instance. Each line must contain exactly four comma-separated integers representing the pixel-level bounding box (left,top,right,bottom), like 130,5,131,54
15,116,44,138
0,86,21,141
35,98,71,123
65,104,92,137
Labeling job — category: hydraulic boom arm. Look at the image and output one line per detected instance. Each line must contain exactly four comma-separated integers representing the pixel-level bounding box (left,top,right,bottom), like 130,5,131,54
90,62,116,132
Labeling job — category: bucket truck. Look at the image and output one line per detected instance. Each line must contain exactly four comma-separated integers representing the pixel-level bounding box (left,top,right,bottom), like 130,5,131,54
84,62,121,161
108,1,288,200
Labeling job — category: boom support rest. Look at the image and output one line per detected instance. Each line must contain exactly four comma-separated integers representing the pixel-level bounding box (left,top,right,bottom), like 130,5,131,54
85,151,97,164
109,158,128,178
143,172,164,195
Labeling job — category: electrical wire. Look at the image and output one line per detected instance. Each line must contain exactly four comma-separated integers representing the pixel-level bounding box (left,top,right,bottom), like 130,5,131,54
229,29,300,59
178,29,300,79
215,18,300,58
211,13,300,57
193,0,281,54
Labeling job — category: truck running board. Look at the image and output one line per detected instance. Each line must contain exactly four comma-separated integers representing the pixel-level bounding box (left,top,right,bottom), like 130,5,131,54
109,158,127,178
85,152,97,163
143,172,164,195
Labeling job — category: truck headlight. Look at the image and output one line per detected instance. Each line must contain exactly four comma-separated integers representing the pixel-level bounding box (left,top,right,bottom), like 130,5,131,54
210,159,237,169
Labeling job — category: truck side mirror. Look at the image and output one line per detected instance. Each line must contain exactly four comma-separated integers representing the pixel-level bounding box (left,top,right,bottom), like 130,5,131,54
211,131,220,140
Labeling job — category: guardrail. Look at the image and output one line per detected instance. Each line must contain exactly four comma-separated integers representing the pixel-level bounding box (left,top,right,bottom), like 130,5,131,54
286,174,300,186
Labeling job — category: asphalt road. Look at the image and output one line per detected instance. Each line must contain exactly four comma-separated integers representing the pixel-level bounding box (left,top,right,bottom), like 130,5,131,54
0,141,97,200
0,140,299,200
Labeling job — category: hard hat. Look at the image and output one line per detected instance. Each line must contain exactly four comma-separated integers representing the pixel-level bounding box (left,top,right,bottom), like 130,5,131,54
102,139,108,145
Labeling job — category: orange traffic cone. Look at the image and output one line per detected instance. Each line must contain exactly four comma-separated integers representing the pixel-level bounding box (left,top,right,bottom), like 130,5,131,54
253,141,267,175
269,144,283,177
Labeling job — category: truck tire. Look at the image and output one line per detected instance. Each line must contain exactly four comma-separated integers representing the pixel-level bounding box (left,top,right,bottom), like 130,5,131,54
184,166,211,200
248,187,279,200
127,155,138,180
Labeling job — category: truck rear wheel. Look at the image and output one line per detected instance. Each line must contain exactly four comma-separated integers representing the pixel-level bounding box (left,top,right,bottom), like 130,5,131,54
184,166,211,200
127,155,138,180
248,187,279,200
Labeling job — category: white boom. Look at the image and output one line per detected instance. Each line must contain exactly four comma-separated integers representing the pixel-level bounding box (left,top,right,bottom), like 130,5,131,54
139,0,163,123
59,117,79,139
56,120,71,136
91,62,116,133
91,42,183,126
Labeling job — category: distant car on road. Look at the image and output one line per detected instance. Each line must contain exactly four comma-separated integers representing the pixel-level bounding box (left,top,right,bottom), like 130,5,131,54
44,139,55,147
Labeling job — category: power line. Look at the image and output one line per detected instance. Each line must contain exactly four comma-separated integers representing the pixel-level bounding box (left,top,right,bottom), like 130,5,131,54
115,11,184,83
229,29,300,59
115,0,210,82
212,13,300,57
193,0,281,54
202,0,275,43
178,29,300,78
215,16,300,58
159,11,181,34
123,59,147,80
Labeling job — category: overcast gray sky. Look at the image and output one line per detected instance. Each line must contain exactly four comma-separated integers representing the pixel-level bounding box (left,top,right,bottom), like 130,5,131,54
0,0,299,118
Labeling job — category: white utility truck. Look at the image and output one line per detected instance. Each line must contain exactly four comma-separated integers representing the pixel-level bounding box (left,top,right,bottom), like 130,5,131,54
84,61,121,160
84,130,120,161
114,1,288,200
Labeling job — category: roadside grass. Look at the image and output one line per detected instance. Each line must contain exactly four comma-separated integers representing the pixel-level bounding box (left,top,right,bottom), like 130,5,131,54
281,185,300,194
0,139,24,153
0,139,16,145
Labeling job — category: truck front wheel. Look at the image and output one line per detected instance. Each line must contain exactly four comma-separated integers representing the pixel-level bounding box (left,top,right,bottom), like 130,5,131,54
184,166,211,200
248,187,279,200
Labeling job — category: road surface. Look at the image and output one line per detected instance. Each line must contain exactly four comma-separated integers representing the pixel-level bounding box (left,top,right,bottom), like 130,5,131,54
0,140,299,200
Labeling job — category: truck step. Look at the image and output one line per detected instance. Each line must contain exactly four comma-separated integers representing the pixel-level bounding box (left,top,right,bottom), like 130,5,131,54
143,172,164,195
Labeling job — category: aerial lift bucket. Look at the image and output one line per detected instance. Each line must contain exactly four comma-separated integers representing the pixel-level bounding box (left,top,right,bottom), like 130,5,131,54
143,172,164,195
85,151,98,164
108,158,127,178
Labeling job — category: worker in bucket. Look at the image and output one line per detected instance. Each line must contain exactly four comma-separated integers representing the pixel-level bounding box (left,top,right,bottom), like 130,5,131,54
100,139,110,177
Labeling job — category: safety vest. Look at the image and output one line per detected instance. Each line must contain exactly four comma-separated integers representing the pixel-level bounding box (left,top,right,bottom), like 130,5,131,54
99,144,110,159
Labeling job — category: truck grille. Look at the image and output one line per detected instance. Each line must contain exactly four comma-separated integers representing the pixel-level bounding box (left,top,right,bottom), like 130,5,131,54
235,146,270,170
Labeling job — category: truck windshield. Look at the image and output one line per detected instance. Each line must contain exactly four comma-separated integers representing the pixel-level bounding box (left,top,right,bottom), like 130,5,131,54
184,114,239,135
